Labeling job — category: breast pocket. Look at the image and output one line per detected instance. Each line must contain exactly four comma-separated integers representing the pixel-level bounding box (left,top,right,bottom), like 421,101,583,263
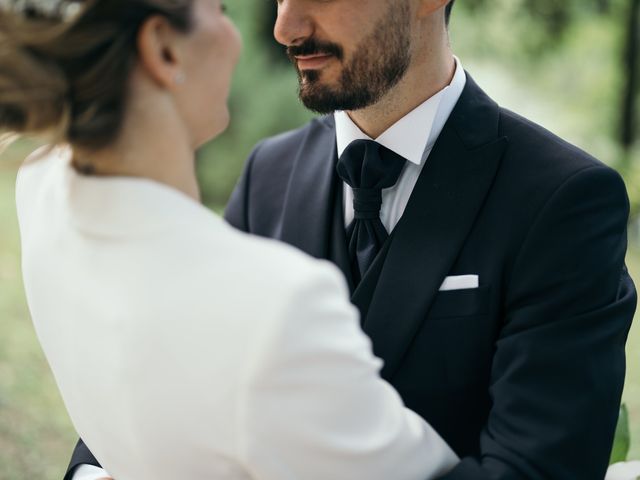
396,285,494,393
418,285,494,389
428,285,491,319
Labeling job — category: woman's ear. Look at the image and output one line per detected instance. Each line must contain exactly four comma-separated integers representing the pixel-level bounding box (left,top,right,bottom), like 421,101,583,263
136,15,185,90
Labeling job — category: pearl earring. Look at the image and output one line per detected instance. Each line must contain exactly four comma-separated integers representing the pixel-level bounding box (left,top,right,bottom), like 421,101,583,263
175,72,186,85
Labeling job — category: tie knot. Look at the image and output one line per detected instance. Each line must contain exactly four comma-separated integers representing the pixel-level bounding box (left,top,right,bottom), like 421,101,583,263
336,140,404,283
336,139,406,191
352,188,382,219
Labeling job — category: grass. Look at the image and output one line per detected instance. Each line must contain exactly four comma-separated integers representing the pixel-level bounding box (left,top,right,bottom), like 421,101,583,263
0,142,639,478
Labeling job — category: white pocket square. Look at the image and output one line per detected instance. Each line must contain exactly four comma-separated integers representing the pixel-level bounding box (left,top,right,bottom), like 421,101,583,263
439,275,479,291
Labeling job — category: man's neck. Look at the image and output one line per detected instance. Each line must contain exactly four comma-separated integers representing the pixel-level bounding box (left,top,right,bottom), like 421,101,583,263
346,51,456,139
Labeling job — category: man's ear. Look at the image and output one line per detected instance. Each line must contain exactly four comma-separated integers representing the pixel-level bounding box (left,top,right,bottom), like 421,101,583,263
416,0,450,19
136,15,185,90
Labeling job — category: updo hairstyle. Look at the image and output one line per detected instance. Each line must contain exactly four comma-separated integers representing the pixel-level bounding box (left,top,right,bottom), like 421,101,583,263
0,0,194,150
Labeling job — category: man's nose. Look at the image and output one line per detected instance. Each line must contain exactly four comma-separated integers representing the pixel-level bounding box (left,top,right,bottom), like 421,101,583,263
273,0,314,47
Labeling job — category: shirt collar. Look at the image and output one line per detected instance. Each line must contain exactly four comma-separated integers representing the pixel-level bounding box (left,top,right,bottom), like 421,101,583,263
335,56,467,166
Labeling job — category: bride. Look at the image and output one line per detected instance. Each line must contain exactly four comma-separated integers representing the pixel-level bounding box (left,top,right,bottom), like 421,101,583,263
3,0,457,479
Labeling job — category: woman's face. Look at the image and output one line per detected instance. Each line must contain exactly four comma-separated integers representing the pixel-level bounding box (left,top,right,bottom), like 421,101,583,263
179,0,242,148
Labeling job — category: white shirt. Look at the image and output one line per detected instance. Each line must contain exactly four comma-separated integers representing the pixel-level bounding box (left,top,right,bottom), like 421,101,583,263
336,57,467,231
17,148,458,480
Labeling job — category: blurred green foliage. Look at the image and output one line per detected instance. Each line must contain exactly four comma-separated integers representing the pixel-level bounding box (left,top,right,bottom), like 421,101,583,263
0,142,78,480
1,1,639,479
612,404,631,464
195,2,312,207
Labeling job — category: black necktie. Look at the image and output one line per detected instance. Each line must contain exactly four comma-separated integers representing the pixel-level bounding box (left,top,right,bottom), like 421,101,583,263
336,139,406,283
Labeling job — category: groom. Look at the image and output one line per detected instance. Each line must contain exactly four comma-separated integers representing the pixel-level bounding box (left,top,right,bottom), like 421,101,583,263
66,0,636,479
223,0,637,478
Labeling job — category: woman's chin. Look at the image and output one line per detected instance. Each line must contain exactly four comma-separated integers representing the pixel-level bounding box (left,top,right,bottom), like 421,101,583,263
194,111,231,149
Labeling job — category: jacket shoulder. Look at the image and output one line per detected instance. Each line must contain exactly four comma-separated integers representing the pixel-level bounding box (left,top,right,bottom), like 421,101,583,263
498,107,606,173
494,106,629,203
250,116,333,168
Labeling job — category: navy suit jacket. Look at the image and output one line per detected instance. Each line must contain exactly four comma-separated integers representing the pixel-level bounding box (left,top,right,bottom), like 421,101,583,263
223,76,637,479
66,76,636,480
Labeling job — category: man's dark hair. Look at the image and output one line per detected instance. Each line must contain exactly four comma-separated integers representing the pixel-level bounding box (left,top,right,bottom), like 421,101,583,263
445,0,455,25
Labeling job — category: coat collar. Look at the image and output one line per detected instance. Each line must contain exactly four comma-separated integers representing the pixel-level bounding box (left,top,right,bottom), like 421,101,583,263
279,117,338,260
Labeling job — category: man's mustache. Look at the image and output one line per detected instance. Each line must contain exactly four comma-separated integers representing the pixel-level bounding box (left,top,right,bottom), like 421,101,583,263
287,39,344,62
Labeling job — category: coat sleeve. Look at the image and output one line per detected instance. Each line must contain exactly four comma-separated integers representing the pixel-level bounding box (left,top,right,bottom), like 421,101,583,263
439,165,637,480
238,261,459,480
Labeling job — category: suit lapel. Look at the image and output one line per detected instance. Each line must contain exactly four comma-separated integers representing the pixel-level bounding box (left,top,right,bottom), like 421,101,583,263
280,117,338,260
363,76,509,380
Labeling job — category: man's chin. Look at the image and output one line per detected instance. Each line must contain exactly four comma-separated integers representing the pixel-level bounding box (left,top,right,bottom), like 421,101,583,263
298,83,382,114
297,72,375,113
298,69,323,85
298,89,339,115
297,75,339,113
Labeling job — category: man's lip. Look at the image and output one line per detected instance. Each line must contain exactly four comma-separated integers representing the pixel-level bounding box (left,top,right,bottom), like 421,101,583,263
295,53,334,69
294,53,333,60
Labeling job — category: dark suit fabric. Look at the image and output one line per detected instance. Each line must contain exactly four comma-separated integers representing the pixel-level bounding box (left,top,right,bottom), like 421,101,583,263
66,76,636,480
223,76,637,479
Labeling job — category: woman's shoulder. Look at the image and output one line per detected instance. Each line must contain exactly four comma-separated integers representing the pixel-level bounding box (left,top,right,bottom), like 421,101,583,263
191,220,349,298
16,145,66,189
15,145,68,230
17,144,68,181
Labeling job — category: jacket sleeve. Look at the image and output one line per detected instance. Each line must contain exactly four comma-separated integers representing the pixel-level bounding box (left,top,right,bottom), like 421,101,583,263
239,261,459,480
439,165,637,479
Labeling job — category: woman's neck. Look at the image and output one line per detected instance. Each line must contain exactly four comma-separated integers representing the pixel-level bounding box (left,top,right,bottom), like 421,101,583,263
72,88,201,202
73,143,200,202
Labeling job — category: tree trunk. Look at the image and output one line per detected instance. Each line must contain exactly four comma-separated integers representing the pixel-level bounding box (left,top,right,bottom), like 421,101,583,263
621,0,640,153
596,0,611,15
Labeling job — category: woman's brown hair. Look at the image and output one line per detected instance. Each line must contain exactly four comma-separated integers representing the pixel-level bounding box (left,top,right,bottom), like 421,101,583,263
0,0,193,150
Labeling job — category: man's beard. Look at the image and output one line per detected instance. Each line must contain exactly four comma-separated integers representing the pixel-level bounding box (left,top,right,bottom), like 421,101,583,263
287,1,412,114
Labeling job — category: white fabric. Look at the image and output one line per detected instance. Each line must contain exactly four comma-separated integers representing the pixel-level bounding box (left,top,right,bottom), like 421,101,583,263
336,56,467,231
72,464,111,480
17,148,458,480
605,461,640,480
439,275,479,291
